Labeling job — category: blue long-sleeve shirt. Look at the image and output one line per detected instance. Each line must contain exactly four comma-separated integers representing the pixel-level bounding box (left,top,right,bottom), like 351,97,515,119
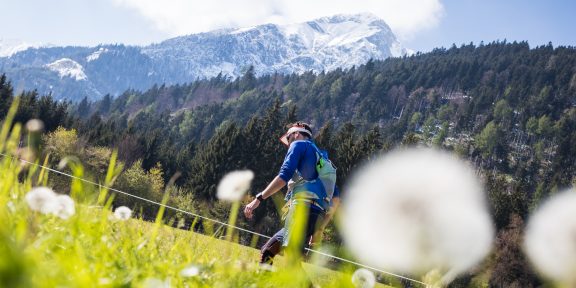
279,140,335,213
278,140,319,182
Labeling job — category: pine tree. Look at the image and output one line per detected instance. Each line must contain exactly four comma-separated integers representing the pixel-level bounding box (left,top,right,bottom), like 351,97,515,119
239,66,256,91
77,96,91,118
332,122,357,187
98,94,112,115
314,121,335,157
0,74,14,119
355,126,384,162
187,122,243,201
550,108,576,187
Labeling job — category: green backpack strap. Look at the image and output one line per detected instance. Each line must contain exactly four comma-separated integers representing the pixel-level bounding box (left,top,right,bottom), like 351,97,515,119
309,142,337,205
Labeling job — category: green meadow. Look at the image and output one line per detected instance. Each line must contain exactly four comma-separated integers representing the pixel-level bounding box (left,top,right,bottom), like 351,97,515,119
0,101,395,287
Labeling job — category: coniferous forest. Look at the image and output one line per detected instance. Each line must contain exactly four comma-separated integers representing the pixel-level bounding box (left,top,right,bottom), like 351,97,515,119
2,41,576,286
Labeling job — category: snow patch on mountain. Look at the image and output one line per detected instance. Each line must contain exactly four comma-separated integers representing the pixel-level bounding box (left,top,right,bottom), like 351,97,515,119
0,39,43,57
86,47,109,62
279,14,381,50
45,58,87,81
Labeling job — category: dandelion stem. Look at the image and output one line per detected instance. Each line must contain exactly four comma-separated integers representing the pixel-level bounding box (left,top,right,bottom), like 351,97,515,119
225,201,240,242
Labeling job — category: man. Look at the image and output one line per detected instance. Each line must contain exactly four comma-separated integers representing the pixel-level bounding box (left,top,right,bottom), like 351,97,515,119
244,122,331,265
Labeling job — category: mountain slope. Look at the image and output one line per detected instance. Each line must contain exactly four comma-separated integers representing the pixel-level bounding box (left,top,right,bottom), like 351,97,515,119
143,13,407,77
0,13,407,102
0,38,47,57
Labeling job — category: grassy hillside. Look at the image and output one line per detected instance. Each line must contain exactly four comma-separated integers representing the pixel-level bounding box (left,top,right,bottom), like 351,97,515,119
0,103,396,287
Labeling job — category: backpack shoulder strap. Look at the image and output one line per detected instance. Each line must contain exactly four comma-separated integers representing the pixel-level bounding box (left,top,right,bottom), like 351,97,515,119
308,141,326,160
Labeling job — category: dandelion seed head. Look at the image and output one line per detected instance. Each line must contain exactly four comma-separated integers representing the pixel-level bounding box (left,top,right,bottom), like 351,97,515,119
180,265,200,277
351,268,376,288
524,189,576,286
54,194,75,219
217,170,254,202
342,148,493,277
25,187,58,214
114,206,132,221
142,278,170,288
25,187,76,219
25,119,44,133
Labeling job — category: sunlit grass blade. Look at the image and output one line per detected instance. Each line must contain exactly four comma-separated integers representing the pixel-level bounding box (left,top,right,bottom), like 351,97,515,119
98,150,122,205
37,154,51,186
0,96,20,152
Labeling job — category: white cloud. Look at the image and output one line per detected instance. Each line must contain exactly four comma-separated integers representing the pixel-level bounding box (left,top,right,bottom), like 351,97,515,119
111,0,444,41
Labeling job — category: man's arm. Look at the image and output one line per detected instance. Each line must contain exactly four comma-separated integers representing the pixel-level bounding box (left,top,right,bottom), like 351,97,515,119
260,175,287,200
244,142,306,219
244,176,287,219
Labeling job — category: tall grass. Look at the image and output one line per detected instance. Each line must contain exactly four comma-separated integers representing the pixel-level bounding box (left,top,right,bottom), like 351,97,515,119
0,100,385,287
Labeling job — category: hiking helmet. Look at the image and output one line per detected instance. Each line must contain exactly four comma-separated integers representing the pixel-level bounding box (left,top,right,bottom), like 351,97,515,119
280,122,312,146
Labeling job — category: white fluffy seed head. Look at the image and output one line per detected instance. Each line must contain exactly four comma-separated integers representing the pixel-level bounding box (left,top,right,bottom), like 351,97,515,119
524,189,576,286
180,265,200,277
142,278,170,288
341,148,494,278
25,187,58,214
351,268,376,288
25,119,44,132
114,206,132,221
54,194,75,219
25,187,75,219
217,170,254,202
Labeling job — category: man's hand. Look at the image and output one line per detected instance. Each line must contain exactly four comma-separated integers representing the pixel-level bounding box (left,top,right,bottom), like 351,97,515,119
244,177,287,219
244,198,260,219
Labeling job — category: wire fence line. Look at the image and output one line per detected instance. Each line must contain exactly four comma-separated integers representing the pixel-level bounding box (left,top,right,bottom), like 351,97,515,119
0,152,428,287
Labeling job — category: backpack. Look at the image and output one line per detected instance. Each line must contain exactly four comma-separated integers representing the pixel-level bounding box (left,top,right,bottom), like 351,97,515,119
309,142,337,207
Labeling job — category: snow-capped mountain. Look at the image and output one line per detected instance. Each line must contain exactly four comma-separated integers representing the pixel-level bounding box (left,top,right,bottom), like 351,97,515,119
0,39,42,57
0,13,408,101
143,13,407,78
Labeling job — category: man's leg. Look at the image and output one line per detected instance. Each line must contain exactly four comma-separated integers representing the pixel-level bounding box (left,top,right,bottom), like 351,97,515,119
303,209,324,259
283,203,324,257
283,205,323,287
260,228,285,265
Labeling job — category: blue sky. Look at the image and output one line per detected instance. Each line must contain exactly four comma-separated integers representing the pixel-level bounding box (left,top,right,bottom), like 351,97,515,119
411,0,576,51
1,0,574,53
